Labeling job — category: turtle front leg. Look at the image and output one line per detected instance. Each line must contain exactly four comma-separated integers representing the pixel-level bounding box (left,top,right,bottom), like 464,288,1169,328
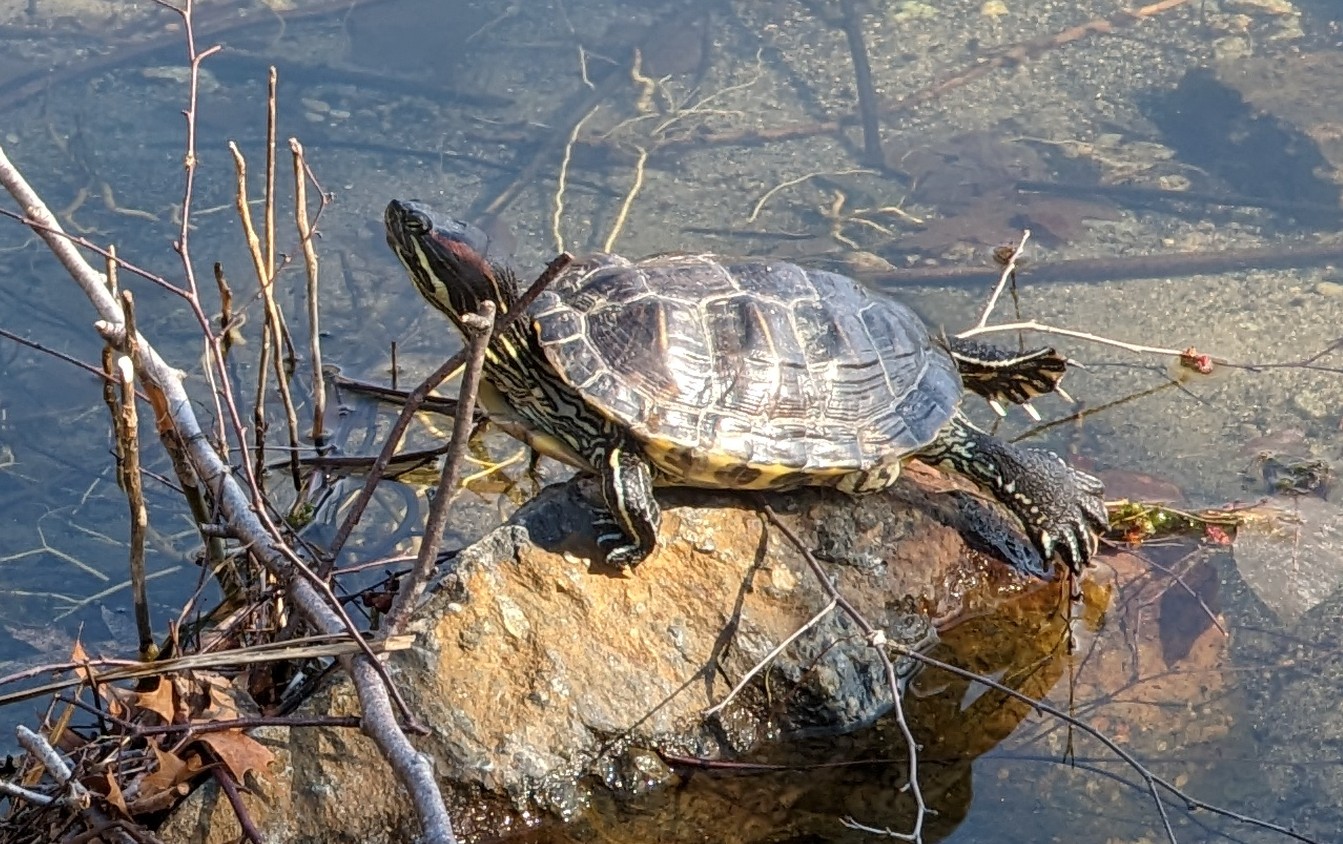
916,412,1108,575
592,443,661,568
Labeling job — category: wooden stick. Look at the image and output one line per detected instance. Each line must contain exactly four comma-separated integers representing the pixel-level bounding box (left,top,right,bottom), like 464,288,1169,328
116,290,155,658
327,252,574,560
386,302,495,634
0,144,460,844
838,0,884,167
291,139,327,449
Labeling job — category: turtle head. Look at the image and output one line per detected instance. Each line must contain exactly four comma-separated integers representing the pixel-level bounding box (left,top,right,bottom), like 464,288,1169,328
384,199,517,330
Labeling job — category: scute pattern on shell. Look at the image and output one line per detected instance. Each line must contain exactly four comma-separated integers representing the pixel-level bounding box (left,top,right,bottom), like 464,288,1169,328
530,253,962,483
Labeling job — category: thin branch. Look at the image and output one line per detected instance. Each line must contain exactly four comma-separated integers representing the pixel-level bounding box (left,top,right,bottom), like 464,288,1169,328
291,138,328,451
229,140,303,492
761,502,929,841
386,302,495,633
0,146,460,844
113,321,153,657
4,324,118,385
703,597,837,717
972,229,1030,330
327,252,574,560
958,319,1193,360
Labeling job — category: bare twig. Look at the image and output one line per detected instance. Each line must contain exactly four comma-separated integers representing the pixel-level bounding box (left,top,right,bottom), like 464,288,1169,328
149,0,235,464
386,302,495,633
213,765,264,843
703,597,838,717
0,634,412,711
327,252,574,561
0,146,460,844
760,502,928,841
2,324,118,385
291,138,328,451
229,140,303,492
114,293,153,658
958,319,1195,360
0,778,55,806
14,727,81,804
265,67,279,360
972,230,1030,330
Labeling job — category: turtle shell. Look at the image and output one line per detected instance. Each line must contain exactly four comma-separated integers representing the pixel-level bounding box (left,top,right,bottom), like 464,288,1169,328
530,253,962,490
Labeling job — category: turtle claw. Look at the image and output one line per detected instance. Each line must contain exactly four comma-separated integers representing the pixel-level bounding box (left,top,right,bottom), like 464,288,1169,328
1030,459,1108,575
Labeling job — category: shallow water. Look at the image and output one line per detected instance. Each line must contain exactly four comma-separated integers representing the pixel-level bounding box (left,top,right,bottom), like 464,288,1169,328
0,0,1341,840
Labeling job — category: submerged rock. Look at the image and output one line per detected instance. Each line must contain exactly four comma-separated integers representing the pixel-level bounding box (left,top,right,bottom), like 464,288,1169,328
159,470,1077,843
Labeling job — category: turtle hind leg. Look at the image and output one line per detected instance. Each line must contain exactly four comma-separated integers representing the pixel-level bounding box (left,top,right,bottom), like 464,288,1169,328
945,336,1069,413
916,412,1107,575
592,443,661,568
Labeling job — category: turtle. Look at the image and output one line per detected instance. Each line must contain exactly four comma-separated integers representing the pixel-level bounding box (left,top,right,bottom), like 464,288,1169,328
384,199,1108,575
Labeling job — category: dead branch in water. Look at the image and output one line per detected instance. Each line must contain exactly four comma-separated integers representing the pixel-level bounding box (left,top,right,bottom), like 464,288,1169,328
0,0,460,837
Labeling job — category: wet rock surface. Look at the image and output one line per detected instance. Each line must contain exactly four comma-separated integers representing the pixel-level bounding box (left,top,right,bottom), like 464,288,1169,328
1232,571,1343,840
159,470,1075,843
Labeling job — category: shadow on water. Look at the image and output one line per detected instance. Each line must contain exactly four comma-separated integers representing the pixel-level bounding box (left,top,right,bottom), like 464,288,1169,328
1,0,1343,840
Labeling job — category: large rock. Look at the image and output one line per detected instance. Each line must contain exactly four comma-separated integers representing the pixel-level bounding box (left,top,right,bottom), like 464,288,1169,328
159,469,1072,843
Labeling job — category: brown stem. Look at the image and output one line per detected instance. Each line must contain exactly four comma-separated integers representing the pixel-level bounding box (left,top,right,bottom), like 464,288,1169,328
291,138,328,451
326,252,573,562
838,0,883,168
117,290,155,658
858,240,1343,289
386,301,495,634
759,502,930,839
229,141,302,492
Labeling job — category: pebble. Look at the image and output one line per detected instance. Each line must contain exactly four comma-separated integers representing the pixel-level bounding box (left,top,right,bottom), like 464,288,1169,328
1313,280,1343,298
892,1,937,21
1212,35,1253,63
1291,390,1331,420
142,65,219,93
495,594,531,639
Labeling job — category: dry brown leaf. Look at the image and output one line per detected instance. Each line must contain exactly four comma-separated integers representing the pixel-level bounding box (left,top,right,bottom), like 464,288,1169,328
70,639,92,684
102,686,131,721
170,671,201,709
139,743,191,796
97,770,129,817
132,677,177,723
199,672,261,722
198,730,275,783
125,780,190,816
1159,557,1221,665
1055,550,1232,751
